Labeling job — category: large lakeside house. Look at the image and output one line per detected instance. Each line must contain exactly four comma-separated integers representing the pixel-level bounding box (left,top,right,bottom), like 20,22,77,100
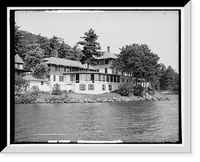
15,46,127,94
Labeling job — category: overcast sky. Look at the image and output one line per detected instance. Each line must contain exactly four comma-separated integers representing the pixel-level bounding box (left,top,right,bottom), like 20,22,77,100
15,10,179,72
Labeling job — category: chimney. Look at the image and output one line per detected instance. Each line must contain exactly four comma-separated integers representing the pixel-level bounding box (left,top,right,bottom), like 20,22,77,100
107,46,110,52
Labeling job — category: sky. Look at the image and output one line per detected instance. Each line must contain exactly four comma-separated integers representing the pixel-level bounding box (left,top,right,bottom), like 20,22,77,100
15,10,179,72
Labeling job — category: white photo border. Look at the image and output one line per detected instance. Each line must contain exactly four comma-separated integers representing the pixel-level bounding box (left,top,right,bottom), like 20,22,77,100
1,1,192,154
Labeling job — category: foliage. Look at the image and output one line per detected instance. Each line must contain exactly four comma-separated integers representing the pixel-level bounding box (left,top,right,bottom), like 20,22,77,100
77,28,103,70
30,85,40,96
45,96,66,103
111,44,160,94
159,65,179,91
33,63,49,75
15,25,83,61
116,83,131,96
15,76,28,95
24,43,44,70
134,85,144,96
15,91,38,104
51,83,62,95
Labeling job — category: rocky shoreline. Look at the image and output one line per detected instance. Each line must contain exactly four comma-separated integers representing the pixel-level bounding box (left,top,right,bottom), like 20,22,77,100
34,94,169,104
15,91,170,104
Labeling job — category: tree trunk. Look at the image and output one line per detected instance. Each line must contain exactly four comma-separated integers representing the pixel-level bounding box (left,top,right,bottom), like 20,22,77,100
144,78,147,97
131,72,134,95
136,78,138,87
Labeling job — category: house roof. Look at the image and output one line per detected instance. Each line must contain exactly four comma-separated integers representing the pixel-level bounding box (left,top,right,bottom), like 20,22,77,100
15,68,31,72
95,51,117,60
23,74,48,82
63,71,120,76
92,64,112,69
43,57,95,70
48,71,63,76
15,54,24,64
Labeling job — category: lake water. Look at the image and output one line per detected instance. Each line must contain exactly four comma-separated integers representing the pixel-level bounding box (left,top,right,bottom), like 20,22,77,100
15,95,179,143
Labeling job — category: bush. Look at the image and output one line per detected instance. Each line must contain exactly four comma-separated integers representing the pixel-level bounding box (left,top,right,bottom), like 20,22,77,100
117,83,131,96
134,85,144,96
15,76,28,95
51,83,62,95
30,85,40,96
15,91,38,104
45,96,66,103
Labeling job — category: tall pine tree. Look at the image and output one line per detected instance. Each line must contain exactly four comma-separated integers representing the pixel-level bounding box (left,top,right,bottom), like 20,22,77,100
77,28,102,70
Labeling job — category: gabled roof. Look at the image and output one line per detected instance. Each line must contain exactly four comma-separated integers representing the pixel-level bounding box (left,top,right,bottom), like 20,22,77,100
15,54,24,64
95,51,117,60
23,74,48,82
43,57,95,70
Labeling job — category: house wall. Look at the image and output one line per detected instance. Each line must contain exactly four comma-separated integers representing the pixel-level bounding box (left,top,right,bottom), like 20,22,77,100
98,68,112,74
49,64,86,73
73,82,119,94
15,70,25,77
29,81,50,92
49,74,72,92
15,63,23,69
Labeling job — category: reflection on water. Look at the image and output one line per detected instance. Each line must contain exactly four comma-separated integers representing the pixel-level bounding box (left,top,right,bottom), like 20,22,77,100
15,95,179,143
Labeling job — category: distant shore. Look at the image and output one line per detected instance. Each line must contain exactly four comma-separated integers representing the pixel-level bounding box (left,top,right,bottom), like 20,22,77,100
15,91,173,104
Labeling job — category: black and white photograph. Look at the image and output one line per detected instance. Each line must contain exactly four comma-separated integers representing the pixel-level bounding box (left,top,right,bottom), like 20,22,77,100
12,8,182,145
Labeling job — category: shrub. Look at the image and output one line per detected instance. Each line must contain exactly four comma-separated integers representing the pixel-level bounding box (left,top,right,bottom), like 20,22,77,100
15,76,28,95
134,85,144,96
45,96,66,103
117,83,131,96
15,91,38,104
51,83,62,95
30,85,40,96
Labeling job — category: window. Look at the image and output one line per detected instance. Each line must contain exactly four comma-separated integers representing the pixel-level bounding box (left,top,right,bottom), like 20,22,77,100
105,68,107,73
103,75,105,82
79,74,84,81
102,84,106,91
88,84,94,91
17,63,21,69
86,74,91,81
105,59,109,64
55,66,57,71
91,74,94,83
94,74,98,81
110,75,113,82
59,76,64,82
70,74,75,82
41,81,44,85
79,84,86,91
109,85,112,91
64,67,66,72
53,75,56,81
100,74,103,81
76,74,79,83
97,69,99,72
107,75,110,82
114,76,116,83
46,75,50,81
100,60,104,65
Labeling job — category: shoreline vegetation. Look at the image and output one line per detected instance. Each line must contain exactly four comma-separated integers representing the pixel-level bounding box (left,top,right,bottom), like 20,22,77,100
15,91,177,104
